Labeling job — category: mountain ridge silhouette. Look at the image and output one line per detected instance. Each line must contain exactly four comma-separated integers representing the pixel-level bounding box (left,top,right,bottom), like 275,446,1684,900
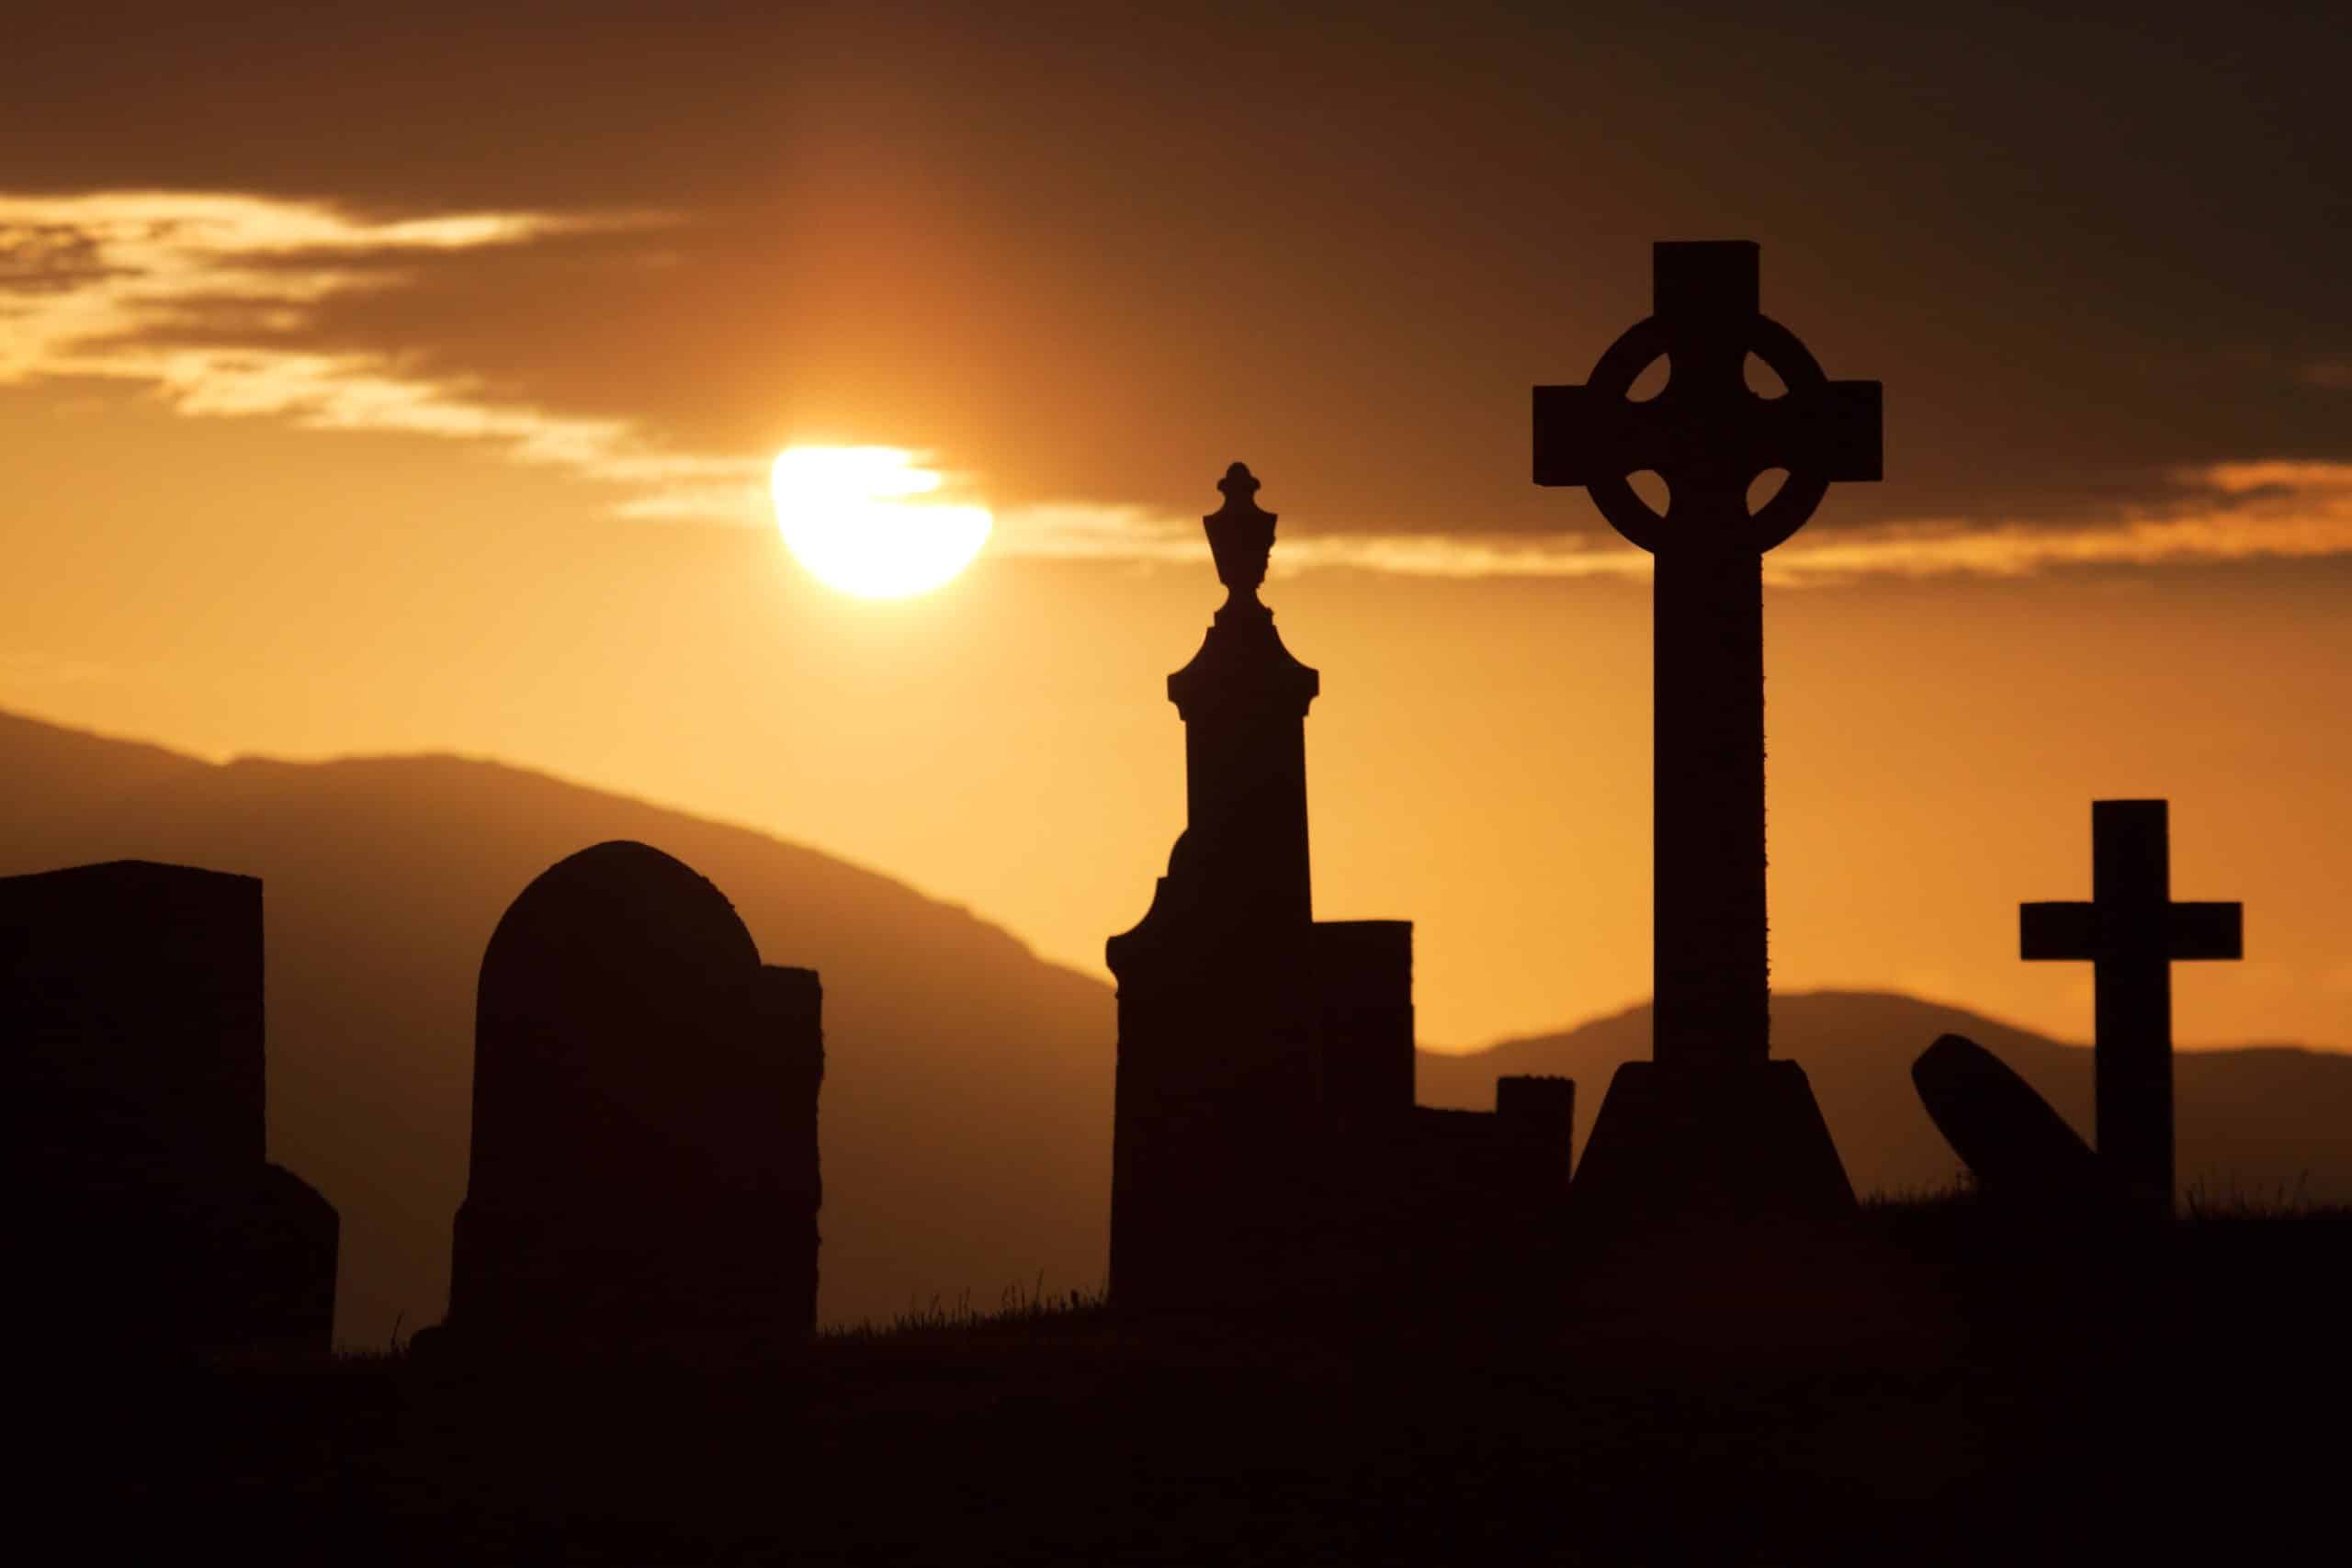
1419,991,2352,1206
1,707,1114,1342
6,707,2346,1343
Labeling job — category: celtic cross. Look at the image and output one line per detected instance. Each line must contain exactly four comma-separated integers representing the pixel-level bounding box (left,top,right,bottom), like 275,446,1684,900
1534,242,1882,1066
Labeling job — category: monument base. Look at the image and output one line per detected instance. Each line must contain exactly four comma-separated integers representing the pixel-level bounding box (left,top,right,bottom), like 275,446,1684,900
1565,1060,1948,1354
1571,1058,1855,1225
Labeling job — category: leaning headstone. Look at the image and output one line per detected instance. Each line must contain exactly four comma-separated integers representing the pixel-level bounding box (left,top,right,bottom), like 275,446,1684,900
1912,1033,2107,1208
4,861,338,1357
446,841,823,1352
2021,799,2242,1221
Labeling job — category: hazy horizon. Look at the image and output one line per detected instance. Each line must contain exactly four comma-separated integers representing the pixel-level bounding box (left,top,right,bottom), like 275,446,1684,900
6,701,2338,1056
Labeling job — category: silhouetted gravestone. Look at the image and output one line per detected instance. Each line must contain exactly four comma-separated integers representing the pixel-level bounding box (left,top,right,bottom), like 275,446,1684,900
1317,919,1415,1133
447,841,823,1350
1533,243,1875,1233
2022,800,2242,1221
4,861,337,1356
1107,466,1322,1312
1107,466,1573,1314
1912,1032,2109,1210
1493,1073,1577,1224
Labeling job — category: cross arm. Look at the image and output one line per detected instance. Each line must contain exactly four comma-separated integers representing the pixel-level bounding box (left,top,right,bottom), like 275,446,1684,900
2169,901,2244,961
1757,378,1883,484
2020,901,2098,961
1532,384,1676,486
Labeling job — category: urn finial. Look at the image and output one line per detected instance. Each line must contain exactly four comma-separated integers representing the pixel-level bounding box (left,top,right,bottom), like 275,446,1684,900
1204,462,1276,607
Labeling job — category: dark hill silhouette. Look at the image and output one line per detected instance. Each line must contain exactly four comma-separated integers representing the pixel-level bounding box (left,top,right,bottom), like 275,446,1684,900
0,709,1112,1342
6,708,2346,1343
1419,991,2352,1206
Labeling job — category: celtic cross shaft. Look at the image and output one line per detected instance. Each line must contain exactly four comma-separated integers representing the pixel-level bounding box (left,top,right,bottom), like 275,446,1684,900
1533,242,1882,1067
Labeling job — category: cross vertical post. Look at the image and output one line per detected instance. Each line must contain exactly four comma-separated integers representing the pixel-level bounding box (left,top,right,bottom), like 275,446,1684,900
2022,799,2244,1219
1534,242,1881,1067
1532,242,1880,1259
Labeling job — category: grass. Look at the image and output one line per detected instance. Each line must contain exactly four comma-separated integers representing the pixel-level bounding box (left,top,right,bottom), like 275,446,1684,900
2183,1170,2324,1217
36,1199,2352,1563
820,1272,1111,1343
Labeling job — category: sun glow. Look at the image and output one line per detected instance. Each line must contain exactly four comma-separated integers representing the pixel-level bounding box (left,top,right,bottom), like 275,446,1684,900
769,446,992,599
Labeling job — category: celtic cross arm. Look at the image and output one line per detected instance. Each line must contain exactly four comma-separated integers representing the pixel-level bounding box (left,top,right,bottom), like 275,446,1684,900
1532,243,1883,554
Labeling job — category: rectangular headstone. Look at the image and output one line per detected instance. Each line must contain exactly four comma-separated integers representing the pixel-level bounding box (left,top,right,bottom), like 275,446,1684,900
5,860,336,1355
4,861,265,1183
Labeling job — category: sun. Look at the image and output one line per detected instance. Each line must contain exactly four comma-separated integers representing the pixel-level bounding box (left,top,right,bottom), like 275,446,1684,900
770,446,992,600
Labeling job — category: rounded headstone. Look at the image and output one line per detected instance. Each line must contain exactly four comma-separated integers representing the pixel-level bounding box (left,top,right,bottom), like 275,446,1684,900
451,841,821,1347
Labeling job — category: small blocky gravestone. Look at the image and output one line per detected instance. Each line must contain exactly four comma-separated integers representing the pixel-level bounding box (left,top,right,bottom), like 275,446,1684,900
4,861,338,1357
1532,242,1876,1233
2022,799,2242,1220
446,840,823,1351
1912,1032,2109,1211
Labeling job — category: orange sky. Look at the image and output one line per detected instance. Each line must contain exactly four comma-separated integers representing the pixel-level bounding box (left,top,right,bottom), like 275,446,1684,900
4,4,2346,1051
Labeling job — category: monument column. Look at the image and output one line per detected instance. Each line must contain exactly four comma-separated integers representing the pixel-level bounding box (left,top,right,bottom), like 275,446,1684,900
1166,462,1319,933
1106,463,1322,1310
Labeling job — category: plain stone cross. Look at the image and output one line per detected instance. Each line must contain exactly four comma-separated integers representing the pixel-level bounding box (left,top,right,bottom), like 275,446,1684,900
2022,799,2243,1218
1533,242,1881,1066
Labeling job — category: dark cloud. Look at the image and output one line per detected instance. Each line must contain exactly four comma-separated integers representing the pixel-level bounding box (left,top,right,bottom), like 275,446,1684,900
0,224,133,294
6,2,2348,542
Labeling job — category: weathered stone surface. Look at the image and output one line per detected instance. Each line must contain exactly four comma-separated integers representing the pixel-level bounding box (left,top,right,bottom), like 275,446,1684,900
447,840,822,1349
4,860,337,1355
